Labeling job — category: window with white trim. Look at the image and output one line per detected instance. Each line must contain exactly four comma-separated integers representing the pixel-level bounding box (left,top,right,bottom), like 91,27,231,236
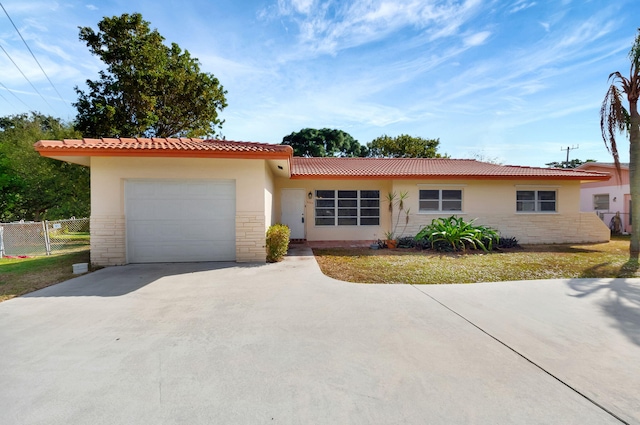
419,189,462,212
516,190,556,212
315,190,380,226
593,194,609,210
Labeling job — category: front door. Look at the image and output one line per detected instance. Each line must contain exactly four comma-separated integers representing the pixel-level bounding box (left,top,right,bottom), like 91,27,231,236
281,189,305,239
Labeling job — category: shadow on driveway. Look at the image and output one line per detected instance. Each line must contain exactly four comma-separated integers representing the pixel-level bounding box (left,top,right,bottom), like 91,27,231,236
567,277,640,348
22,261,266,298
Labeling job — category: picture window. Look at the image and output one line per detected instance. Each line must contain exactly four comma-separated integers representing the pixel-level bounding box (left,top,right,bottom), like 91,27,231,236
315,190,380,226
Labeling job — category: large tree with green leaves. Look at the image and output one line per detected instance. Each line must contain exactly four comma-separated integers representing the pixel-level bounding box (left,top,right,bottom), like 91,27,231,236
282,128,367,157
74,13,227,138
0,113,89,221
601,29,640,254
366,134,446,158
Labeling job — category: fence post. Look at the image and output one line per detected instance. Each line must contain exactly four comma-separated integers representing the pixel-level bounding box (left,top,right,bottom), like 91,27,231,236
0,226,4,258
43,221,51,255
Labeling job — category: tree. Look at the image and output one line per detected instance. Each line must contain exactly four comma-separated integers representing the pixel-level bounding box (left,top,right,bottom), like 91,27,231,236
281,128,366,157
74,13,227,138
601,29,640,254
0,113,89,221
366,134,446,158
545,159,596,169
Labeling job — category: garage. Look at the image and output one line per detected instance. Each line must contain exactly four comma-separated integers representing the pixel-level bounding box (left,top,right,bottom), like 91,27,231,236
125,179,236,263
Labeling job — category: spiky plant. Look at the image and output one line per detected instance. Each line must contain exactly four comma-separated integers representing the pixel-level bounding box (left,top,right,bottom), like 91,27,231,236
601,29,640,255
384,191,410,240
415,216,499,252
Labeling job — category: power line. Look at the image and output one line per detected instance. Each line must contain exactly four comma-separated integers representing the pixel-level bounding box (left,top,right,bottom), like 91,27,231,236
0,80,31,109
0,43,55,112
0,2,68,107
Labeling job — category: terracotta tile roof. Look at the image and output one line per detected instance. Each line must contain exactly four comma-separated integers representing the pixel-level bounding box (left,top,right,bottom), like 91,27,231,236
34,137,609,181
34,138,293,158
291,157,610,180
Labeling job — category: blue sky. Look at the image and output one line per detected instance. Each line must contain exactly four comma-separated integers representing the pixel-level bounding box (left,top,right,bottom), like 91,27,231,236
0,0,637,166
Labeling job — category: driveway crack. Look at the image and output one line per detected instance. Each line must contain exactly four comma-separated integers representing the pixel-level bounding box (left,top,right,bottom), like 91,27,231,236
411,284,630,425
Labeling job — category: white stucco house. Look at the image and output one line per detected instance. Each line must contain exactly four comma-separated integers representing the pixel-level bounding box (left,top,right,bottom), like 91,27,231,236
35,138,611,265
578,162,630,233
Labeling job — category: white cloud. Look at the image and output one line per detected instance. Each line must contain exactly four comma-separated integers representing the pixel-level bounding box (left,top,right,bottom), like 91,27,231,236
86,4,98,11
22,18,49,33
196,54,269,85
269,0,485,56
509,1,536,14
464,30,491,46
275,0,314,16
290,0,314,14
555,17,615,49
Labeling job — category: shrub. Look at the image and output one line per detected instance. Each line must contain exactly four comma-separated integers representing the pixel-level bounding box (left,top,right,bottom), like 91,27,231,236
483,235,520,249
497,236,520,249
413,237,431,250
415,216,499,252
266,224,290,262
396,236,416,249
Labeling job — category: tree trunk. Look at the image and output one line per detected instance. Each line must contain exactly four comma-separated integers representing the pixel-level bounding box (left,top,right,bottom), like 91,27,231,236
629,98,640,255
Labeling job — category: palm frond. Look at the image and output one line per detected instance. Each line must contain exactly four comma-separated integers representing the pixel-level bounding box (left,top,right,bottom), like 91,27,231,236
601,82,629,175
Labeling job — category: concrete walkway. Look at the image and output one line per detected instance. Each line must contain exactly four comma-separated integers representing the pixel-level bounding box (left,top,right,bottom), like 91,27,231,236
0,245,638,424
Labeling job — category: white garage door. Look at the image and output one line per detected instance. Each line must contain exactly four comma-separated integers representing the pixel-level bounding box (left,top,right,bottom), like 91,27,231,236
125,180,236,263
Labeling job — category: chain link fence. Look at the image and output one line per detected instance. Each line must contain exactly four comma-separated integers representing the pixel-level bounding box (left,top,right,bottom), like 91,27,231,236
597,211,631,235
0,218,90,257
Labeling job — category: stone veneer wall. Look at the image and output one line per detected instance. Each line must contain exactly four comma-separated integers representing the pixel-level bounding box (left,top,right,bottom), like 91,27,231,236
236,212,267,262
404,212,610,244
90,215,126,266
91,212,267,266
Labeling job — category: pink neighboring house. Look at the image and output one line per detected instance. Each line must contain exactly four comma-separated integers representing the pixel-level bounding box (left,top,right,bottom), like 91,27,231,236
579,162,630,233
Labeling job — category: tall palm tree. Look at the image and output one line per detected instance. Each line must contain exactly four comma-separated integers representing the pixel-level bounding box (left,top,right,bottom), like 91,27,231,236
601,29,640,254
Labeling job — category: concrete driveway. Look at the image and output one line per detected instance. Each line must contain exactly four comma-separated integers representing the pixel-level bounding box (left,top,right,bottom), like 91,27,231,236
0,246,638,425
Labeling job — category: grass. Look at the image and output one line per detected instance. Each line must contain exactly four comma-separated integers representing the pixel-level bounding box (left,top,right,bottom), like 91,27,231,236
0,249,92,302
2,232,90,256
313,236,640,284
49,231,91,241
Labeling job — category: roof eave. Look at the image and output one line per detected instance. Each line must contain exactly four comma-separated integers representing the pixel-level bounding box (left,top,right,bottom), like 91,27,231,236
290,174,611,181
35,147,292,161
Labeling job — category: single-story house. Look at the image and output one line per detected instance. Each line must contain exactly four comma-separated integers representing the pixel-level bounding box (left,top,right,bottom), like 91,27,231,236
35,138,611,265
578,162,631,233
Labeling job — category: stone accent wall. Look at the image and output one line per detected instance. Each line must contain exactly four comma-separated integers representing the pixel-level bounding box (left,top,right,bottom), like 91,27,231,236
90,215,126,266
91,213,267,266
405,212,610,244
236,212,266,262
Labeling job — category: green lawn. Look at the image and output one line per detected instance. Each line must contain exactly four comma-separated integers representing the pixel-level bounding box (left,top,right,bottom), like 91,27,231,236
0,249,92,302
313,236,639,284
49,231,91,241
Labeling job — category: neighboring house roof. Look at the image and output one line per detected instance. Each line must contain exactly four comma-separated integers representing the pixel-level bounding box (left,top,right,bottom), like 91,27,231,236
578,162,629,170
578,162,627,187
291,157,610,181
34,138,293,159
35,138,609,181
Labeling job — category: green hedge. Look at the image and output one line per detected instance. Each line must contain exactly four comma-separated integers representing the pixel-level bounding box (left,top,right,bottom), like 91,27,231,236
266,224,291,262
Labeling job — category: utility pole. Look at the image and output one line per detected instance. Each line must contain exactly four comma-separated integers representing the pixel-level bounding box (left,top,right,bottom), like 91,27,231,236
562,145,579,165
